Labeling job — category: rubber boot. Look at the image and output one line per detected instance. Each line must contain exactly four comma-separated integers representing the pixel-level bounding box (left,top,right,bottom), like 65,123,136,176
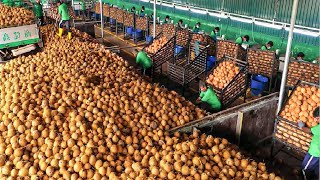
57,28,63,37
68,32,72,40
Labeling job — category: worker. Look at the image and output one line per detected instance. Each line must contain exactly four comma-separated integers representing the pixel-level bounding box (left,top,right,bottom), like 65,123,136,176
3,0,14,7
296,52,305,61
163,15,170,24
177,19,184,29
80,0,86,20
130,6,136,13
235,35,250,45
14,0,23,7
33,0,44,26
298,107,320,180
192,22,201,33
261,41,274,51
210,27,220,42
140,6,145,17
57,0,72,40
197,85,221,113
134,50,153,77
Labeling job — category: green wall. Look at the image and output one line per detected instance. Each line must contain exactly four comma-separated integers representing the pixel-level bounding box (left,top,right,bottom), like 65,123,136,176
102,0,319,60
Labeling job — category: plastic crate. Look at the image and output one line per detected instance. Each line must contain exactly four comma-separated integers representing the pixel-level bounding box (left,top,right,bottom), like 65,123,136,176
286,60,319,87
150,24,163,37
247,49,278,78
206,56,248,107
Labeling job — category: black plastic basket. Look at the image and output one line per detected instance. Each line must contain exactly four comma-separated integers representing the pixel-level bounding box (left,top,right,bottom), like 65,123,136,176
206,56,248,107
115,8,124,23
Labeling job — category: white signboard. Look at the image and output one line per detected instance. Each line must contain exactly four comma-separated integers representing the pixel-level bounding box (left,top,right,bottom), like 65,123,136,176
0,24,39,45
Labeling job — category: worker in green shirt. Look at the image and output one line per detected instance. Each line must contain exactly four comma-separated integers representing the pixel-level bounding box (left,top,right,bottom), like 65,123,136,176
296,52,305,61
197,85,221,113
235,35,249,45
134,50,153,76
299,107,320,179
140,6,145,17
192,22,201,33
57,0,72,40
260,41,274,51
80,0,86,20
14,0,23,7
163,15,170,24
2,0,14,7
33,0,44,26
210,27,220,43
177,19,184,29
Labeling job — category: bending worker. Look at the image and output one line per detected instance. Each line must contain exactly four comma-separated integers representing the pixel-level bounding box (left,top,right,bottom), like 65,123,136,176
298,107,320,180
140,6,145,17
210,27,220,43
261,41,274,51
197,85,221,113
33,0,44,26
192,22,201,33
134,50,152,77
57,0,72,40
235,35,250,45
296,52,305,61
177,19,184,29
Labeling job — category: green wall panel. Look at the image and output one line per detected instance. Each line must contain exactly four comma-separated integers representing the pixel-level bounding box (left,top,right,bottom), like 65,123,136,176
103,0,319,60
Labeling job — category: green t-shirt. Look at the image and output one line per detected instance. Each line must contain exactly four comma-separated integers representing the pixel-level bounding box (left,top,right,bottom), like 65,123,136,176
33,3,43,18
80,1,85,11
192,26,200,33
136,51,152,69
58,3,70,20
200,87,221,110
309,124,320,157
3,0,14,7
235,37,243,45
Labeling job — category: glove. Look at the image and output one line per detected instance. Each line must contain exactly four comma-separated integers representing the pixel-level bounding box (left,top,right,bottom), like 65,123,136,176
297,120,305,129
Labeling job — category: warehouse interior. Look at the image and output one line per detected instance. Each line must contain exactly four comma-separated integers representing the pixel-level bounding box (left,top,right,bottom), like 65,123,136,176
0,0,319,179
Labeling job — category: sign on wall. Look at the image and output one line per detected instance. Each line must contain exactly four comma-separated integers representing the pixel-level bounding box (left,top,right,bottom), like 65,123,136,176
0,24,39,45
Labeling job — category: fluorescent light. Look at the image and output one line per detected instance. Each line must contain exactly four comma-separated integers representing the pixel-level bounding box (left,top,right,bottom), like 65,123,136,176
175,5,189,11
285,27,320,37
190,8,207,15
140,0,149,2
255,21,283,30
230,16,252,24
208,12,227,19
162,3,174,8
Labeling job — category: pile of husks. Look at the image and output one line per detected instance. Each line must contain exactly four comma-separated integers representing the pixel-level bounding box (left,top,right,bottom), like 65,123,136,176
0,25,281,179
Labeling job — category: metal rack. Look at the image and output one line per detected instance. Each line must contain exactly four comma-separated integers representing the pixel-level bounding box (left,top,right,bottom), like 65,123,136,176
142,32,175,76
206,56,248,108
270,81,318,159
286,60,319,88
216,40,247,61
168,43,208,87
247,49,279,93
